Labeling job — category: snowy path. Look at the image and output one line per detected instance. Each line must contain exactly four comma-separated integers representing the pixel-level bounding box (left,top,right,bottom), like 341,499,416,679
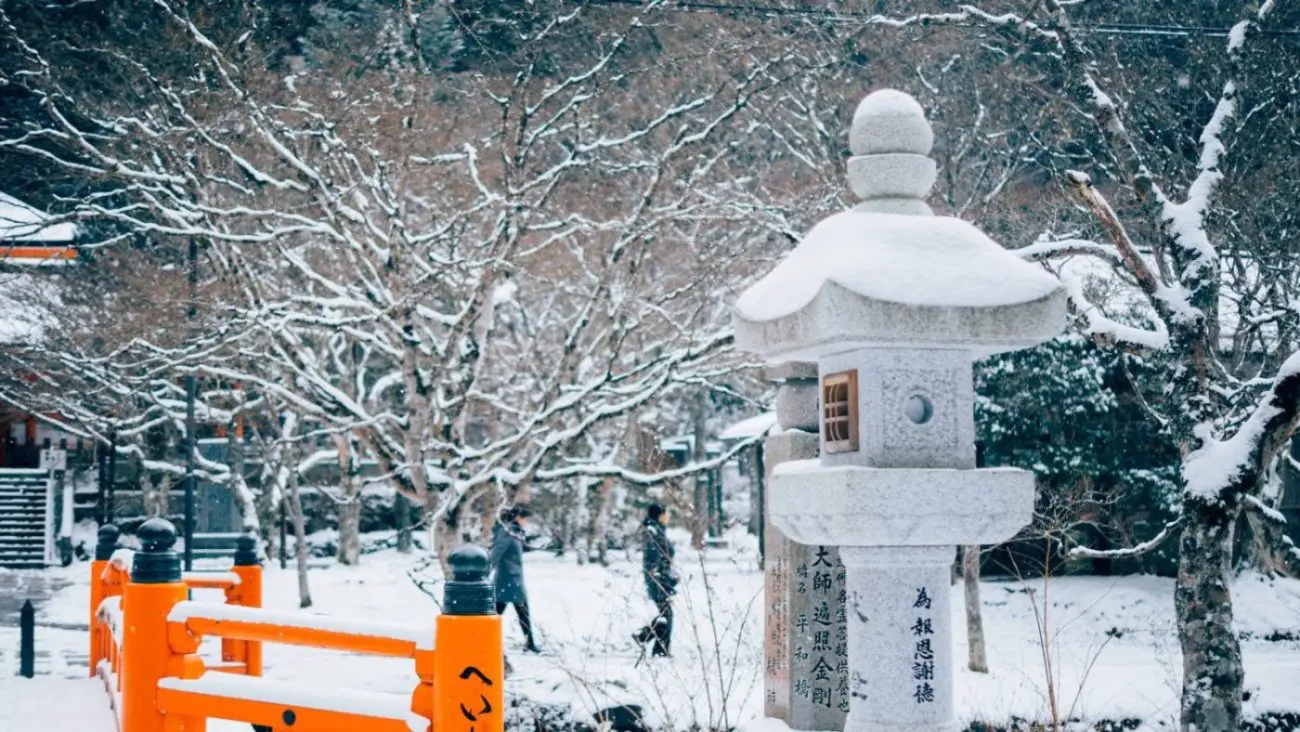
0,571,73,625
2,534,1298,730
0,677,116,732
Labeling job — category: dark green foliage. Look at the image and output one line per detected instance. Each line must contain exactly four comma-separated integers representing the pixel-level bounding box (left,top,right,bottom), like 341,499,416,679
975,333,1181,574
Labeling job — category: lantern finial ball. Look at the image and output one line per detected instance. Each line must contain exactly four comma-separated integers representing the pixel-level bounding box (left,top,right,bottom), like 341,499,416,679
849,89,934,157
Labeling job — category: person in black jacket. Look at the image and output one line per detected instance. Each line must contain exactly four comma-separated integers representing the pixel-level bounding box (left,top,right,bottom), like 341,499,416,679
489,506,541,653
634,503,676,657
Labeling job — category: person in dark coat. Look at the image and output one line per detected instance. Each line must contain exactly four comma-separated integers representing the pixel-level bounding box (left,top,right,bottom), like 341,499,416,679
634,503,676,657
489,506,540,653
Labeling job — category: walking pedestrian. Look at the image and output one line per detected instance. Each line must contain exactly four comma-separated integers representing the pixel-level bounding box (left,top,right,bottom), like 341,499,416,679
633,503,677,658
490,505,541,653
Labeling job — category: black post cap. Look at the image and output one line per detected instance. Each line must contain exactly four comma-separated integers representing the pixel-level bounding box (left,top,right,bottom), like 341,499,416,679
95,524,121,561
132,518,182,584
443,544,495,616
233,534,260,567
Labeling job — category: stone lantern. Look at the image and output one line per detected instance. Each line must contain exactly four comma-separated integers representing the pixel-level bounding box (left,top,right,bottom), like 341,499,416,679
734,90,1067,732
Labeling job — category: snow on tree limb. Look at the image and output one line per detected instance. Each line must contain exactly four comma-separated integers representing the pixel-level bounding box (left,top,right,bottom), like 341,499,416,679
1184,351,1300,504
1014,238,1122,265
1061,276,1168,354
1064,171,1197,325
1068,517,1183,559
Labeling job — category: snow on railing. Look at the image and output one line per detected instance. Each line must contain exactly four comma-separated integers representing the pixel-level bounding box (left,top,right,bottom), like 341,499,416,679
168,601,435,653
98,596,123,648
107,548,134,575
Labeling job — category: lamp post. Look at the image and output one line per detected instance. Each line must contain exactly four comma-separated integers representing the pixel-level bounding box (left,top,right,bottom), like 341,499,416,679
183,236,197,571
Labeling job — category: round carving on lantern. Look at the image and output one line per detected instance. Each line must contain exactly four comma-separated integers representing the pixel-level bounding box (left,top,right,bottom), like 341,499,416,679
904,394,934,424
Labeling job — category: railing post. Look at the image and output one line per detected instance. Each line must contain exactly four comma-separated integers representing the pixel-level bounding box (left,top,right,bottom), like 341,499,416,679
122,519,189,732
225,534,263,676
90,524,120,677
434,545,504,732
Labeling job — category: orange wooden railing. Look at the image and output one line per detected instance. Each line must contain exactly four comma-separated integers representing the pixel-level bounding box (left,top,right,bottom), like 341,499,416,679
90,524,265,724
92,518,504,732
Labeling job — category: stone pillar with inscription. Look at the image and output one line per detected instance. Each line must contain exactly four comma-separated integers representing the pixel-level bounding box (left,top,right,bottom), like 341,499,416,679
763,363,849,729
733,90,1067,732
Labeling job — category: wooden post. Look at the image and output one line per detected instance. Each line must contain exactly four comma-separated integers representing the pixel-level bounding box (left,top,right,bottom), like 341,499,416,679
90,524,120,677
226,535,264,676
435,545,504,732
19,600,35,678
121,519,188,732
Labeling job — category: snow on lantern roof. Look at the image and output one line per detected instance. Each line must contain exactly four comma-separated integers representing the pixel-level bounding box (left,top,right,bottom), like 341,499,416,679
0,192,77,244
734,89,1067,362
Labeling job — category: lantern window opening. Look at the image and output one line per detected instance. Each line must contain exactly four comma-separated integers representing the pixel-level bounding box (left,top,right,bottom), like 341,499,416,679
821,370,859,454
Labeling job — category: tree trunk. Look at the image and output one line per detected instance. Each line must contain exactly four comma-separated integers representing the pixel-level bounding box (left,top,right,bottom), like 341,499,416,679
253,465,280,562
287,467,312,609
433,493,459,573
227,431,259,533
1243,507,1300,576
338,498,361,565
753,443,765,569
335,435,361,565
147,473,171,519
690,391,709,550
748,444,763,536
963,544,988,673
589,478,614,566
395,492,413,553
1176,504,1243,732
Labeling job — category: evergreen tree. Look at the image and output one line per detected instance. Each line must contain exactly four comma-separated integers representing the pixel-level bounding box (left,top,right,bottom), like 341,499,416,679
976,333,1181,574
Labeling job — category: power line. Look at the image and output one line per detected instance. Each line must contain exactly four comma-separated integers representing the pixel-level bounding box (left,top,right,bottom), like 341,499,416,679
584,0,1300,40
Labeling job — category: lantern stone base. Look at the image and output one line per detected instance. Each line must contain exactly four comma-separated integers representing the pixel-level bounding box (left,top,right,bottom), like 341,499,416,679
841,546,960,732
768,464,1035,732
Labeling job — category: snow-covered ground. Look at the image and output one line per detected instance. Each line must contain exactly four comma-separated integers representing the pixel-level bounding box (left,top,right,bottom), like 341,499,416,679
2,530,1298,731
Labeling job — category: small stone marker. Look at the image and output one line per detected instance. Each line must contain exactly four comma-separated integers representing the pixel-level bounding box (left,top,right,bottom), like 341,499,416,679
734,90,1067,732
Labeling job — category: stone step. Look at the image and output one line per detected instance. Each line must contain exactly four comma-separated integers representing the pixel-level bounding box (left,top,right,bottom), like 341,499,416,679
0,549,46,559
0,508,47,517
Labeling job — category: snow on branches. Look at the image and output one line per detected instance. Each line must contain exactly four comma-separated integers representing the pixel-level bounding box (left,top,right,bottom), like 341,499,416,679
0,1,810,545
